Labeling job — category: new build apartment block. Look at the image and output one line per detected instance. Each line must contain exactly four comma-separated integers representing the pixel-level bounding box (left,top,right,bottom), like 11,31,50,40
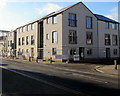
7,2,119,61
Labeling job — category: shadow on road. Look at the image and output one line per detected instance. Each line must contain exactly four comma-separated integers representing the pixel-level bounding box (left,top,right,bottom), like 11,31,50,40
2,68,119,96
0,64,8,66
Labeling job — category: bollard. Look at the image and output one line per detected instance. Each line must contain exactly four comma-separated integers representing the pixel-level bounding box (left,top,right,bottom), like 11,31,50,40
114,60,117,70
36,57,38,63
29,57,31,62
50,57,52,64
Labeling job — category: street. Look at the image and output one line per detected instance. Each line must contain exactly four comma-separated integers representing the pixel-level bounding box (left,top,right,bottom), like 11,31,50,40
0,58,119,96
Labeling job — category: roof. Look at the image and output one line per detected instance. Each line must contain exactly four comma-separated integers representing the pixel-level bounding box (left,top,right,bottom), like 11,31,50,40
94,14,118,23
17,2,82,29
17,2,119,29
0,30,9,33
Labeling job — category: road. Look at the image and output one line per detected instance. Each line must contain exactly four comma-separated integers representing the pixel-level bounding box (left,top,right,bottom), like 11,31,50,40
0,58,119,96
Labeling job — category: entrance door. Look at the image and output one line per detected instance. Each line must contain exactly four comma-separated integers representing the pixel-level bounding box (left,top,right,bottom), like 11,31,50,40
106,48,110,58
39,49,43,59
79,47,84,60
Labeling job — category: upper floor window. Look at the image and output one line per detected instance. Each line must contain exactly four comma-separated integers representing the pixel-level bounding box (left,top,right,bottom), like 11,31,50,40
112,35,118,46
31,35,35,45
22,37,24,45
18,38,21,46
52,31,58,43
28,25,31,31
31,23,34,30
86,32,93,45
23,26,26,32
8,41,9,46
86,16,92,29
10,40,12,46
69,30,77,44
46,18,50,24
26,36,29,45
20,27,23,33
52,16,57,24
105,34,110,45
26,25,28,31
69,13,77,27
104,22,109,29
112,23,117,30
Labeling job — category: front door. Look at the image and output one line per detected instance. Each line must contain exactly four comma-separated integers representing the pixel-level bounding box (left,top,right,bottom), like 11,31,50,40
79,47,84,60
106,48,110,58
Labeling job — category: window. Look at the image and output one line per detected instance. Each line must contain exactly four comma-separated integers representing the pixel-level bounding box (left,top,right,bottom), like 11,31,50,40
10,40,12,46
104,22,109,29
70,49,76,55
18,38,21,46
31,23,34,30
26,25,28,31
26,36,29,45
23,26,26,32
86,16,92,29
113,49,117,55
31,35,35,45
52,16,57,24
69,13,77,27
26,49,29,53
69,30,77,44
22,37,24,45
7,41,9,46
87,49,92,55
86,32,93,45
105,34,110,45
22,49,24,53
28,25,31,31
46,34,50,40
112,24,117,29
112,35,118,46
20,28,23,33
46,18,50,24
52,48,57,55
52,31,57,43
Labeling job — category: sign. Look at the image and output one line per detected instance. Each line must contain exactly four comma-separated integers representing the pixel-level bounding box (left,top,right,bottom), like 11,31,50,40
56,55,68,60
73,55,80,61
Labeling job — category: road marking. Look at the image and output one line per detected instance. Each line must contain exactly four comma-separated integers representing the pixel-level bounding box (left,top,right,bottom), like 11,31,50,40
0,66,89,96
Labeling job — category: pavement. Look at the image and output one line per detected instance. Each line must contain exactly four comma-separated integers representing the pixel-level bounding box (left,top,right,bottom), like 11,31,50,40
95,65,120,76
1,57,120,77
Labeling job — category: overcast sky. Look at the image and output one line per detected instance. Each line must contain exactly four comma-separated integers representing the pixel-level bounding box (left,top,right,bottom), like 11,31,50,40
0,0,119,31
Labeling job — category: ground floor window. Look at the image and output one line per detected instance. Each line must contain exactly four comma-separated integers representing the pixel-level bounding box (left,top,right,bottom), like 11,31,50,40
113,49,117,55
70,49,76,55
87,48,92,55
52,48,57,55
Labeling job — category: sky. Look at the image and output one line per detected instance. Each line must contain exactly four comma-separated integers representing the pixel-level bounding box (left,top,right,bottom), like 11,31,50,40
0,0,119,31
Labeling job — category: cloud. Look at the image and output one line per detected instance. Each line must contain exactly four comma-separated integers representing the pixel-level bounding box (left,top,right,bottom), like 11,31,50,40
35,3,62,15
106,6,118,21
0,0,8,8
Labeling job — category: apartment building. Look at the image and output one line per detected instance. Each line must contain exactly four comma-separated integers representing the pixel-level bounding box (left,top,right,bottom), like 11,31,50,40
95,14,119,59
7,30,17,57
16,22,38,59
0,30,9,56
15,2,119,61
